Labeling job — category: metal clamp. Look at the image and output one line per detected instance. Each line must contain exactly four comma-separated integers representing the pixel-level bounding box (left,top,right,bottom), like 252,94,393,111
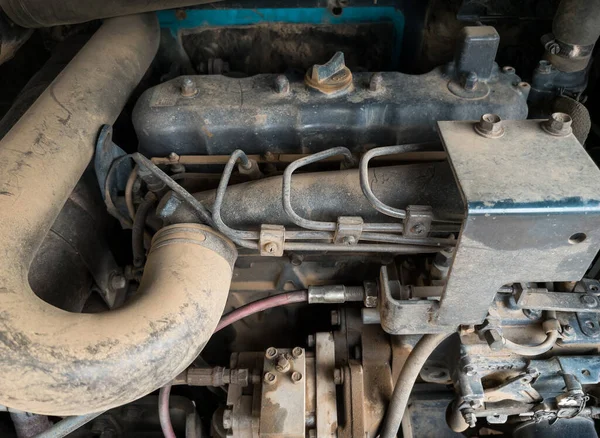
333,216,363,245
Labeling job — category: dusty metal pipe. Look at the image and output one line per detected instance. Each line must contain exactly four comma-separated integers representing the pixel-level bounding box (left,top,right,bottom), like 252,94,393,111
0,0,221,28
0,14,237,416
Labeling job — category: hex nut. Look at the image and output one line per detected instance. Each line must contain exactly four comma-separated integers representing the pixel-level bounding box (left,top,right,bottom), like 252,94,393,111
275,355,291,373
274,75,290,94
265,347,278,359
542,112,573,137
474,114,505,138
180,77,197,97
369,72,383,92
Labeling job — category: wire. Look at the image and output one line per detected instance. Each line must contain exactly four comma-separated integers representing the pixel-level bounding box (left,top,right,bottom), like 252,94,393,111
159,384,176,438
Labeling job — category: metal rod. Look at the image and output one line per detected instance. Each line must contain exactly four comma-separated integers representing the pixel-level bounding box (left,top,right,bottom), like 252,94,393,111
284,242,441,254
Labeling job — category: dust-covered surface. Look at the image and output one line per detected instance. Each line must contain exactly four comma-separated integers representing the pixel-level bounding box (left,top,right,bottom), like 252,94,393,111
181,22,395,75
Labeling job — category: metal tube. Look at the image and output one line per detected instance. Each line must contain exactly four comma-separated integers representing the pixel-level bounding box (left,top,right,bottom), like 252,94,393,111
0,16,237,416
284,242,440,254
34,413,104,438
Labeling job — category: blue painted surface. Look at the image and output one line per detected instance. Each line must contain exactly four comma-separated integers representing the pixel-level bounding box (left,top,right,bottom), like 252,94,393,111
158,7,404,67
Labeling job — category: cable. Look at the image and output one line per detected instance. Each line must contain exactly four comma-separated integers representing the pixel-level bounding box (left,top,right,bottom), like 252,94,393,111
35,412,104,438
215,290,308,333
159,384,176,438
380,333,453,438
132,191,157,268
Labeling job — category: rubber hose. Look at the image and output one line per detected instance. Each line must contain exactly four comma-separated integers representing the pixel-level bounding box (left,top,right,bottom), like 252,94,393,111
34,413,104,438
380,333,452,438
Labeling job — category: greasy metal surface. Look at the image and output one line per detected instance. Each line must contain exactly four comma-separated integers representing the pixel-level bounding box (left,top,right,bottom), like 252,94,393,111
260,348,306,437
133,66,528,157
315,332,338,438
159,162,464,228
0,15,236,415
435,119,600,328
516,288,600,312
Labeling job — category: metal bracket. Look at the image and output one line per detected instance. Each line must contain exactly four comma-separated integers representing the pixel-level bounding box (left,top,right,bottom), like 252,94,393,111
259,224,285,257
515,285,600,313
333,216,363,245
404,205,433,237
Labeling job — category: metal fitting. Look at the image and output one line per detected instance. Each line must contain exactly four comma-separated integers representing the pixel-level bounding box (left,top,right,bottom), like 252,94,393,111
264,372,277,385
369,72,383,92
308,285,364,304
580,294,598,308
291,371,303,384
222,408,233,430
180,77,197,98
110,273,127,291
275,355,291,373
292,347,303,358
333,368,344,385
562,324,575,336
474,113,505,138
483,329,504,351
542,112,573,137
331,310,341,326
307,334,315,347
274,75,290,94
537,60,552,74
462,71,478,91
265,347,278,360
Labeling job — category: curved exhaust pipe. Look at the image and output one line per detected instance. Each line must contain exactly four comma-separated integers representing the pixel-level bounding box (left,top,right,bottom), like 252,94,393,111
0,14,236,415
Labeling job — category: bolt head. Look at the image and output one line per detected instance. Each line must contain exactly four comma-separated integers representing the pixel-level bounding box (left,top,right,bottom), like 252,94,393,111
581,294,598,308
464,365,477,377
475,114,504,138
331,310,341,326
222,408,233,429
291,371,303,384
307,334,315,347
562,324,574,335
483,329,504,351
333,368,344,385
275,355,291,373
292,347,303,358
264,372,277,385
410,223,426,235
180,77,197,97
369,72,383,92
265,347,278,359
263,242,279,254
463,71,478,91
537,60,552,74
110,274,127,290
274,75,290,94
342,235,357,245
542,112,573,136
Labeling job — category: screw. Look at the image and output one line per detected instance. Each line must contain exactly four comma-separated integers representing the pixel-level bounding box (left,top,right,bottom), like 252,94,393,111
292,347,303,358
222,408,233,429
547,42,560,55
502,66,515,74
291,371,303,384
369,72,383,92
275,355,291,373
110,273,127,290
410,223,426,235
264,372,277,385
537,60,552,74
274,75,290,94
334,368,344,385
542,112,573,137
581,294,598,308
562,324,575,336
180,77,197,97
331,310,341,326
463,71,478,91
307,334,315,347
464,412,477,428
263,242,279,254
474,114,504,138
265,347,278,359
290,253,304,266
342,235,357,245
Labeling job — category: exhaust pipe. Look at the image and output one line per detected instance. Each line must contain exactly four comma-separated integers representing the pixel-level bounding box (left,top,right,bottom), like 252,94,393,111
0,14,236,416
0,0,221,28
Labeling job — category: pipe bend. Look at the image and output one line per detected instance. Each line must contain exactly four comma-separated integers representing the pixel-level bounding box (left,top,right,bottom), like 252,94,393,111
0,14,237,416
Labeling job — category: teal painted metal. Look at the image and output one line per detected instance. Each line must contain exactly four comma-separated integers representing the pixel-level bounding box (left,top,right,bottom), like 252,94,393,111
157,7,404,67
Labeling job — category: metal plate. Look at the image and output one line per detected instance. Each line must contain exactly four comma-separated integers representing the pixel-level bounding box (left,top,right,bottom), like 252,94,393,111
436,119,600,328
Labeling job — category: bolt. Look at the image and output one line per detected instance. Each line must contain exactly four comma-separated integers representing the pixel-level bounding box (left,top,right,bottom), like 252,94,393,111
464,365,477,377
110,273,127,290
410,223,426,235
474,114,505,138
264,372,277,385
264,151,275,161
334,368,344,385
331,310,341,326
542,112,573,137
265,347,278,359
537,60,552,74
369,72,383,92
463,71,478,91
275,355,291,373
483,329,504,351
581,294,598,308
168,152,180,163
308,429,317,438
307,334,315,347
180,77,197,97
523,308,543,320
263,242,279,254
502,66,516,74
222,408,233,429
291,371,303,384
547,42,560,55
463,412,477,428
274,75,290,94
342,235,357,245
562,324,575,336
292,347,303,358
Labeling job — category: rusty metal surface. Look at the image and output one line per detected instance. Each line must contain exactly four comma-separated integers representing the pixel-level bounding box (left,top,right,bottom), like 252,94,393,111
260,348,306,437
432,119,600,329
315,333,337,438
